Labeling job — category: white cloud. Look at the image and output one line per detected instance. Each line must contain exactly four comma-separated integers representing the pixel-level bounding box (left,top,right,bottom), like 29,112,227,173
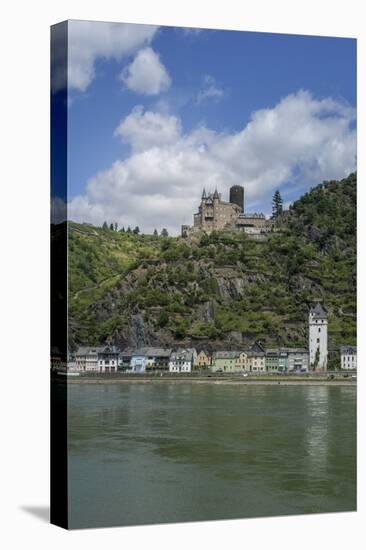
120,47,171,95
55,21,158,92
196,75,224,104
68,90,356,235
114,105,181,152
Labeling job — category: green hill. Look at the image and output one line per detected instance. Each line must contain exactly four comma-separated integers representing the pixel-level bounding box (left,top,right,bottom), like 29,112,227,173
67,173,356,352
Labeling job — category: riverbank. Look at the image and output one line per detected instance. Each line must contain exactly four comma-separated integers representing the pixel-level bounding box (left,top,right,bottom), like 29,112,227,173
62,376,356,386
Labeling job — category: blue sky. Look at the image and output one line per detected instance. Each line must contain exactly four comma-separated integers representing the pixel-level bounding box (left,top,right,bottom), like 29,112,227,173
63,21,356,234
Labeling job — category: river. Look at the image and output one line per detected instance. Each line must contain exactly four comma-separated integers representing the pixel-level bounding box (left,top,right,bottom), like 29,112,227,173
67,382,356,528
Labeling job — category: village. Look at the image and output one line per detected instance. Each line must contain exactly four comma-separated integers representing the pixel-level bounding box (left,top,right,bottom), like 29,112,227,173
52,303,357,375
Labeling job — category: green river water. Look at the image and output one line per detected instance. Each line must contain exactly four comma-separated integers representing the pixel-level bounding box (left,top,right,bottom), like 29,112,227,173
67,382,356,528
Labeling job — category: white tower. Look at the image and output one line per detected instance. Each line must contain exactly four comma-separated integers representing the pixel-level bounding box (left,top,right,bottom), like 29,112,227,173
309,303,328,370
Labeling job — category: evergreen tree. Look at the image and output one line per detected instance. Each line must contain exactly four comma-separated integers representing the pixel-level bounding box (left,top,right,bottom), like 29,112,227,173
109,223,114,231
161,228,169,237
114,222,118,231
127,226,131,233
102,221,108,230
119,226,125,233
153,229,158,236
272,190,283,218
133,226,140,234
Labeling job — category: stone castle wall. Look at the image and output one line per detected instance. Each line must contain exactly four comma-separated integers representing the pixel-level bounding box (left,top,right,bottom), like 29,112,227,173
182,187,270,237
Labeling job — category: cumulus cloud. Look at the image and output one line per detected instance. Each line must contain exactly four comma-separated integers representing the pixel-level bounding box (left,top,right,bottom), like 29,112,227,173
68,90,356,235
52,20,158,92
114,105,182,151
120,47,171,95
196,75,224,104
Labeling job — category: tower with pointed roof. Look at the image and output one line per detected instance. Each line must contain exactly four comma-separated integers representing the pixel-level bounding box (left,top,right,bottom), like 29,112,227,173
309,303,328,370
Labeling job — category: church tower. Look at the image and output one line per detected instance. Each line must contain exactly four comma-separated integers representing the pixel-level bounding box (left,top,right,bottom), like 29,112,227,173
309,303,328,370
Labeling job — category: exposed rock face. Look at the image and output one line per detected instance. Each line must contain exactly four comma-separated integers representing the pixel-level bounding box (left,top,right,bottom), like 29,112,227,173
67,174,356,352
128,313,151,347
199,301,215,322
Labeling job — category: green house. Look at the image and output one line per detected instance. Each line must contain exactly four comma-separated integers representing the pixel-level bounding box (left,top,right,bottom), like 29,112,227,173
211,351,238,372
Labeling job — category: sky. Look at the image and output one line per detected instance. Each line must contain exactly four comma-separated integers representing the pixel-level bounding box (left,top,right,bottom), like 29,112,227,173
57,20,356,235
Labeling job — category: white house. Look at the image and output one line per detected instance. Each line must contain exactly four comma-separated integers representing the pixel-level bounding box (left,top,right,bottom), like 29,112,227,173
340,345,357,370
286,348,309,372
75,346,102,372
144,348,172,371
169,349,193,372
309,303,328,370
97,345,120,373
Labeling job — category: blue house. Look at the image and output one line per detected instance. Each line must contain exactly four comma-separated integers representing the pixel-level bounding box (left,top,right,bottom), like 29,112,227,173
130,350,149,373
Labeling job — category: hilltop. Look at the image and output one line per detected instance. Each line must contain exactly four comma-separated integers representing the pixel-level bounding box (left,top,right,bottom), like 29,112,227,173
67,173,356,352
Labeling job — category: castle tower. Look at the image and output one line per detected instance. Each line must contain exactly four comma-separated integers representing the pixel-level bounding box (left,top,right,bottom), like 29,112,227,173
309,303,328,370
202,188,207,200
230,185,244,212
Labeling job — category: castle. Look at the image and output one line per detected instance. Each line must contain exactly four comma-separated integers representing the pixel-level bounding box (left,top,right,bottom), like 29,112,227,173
182,185,272,237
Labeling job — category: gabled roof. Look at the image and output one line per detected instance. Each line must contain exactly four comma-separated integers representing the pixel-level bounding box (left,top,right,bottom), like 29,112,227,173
99,345,120,354
170,349,193,362
310,303,327,319
265,348,279,356
75,346,104,356
145,347,172,357
120,347,134,357
280,347,308,354
250,341,266,353
214,351,239,359
132,347,171,358
197,349,210,356
340,345,357,354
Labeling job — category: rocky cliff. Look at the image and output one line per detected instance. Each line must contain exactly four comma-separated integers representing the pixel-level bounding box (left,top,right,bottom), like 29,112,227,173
67,173,356,351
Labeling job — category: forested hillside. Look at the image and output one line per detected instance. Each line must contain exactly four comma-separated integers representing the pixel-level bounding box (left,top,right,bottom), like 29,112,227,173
67,173,356,351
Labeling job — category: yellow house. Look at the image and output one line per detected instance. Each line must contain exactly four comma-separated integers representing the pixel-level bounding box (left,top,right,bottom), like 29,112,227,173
212,351,248,372
235,351,250,371
194,350,212,369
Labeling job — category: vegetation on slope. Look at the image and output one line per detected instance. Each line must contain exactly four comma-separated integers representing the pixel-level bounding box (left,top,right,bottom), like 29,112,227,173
67,173,356,351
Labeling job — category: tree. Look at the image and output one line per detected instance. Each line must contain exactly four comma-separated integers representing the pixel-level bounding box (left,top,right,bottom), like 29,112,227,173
114,222,118,231
272,190,283,218
102,221,108,230
127,226,132,233
119,226,125,233
161,228,169,237
153,229,158,236
109,223,114,231
157,310,169,328
133,226,140,234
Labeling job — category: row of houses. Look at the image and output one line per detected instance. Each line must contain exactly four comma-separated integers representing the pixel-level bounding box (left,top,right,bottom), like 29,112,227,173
64,342,357,374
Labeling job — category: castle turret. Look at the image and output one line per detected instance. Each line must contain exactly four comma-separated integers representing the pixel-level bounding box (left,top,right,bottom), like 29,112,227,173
202,188,207,200
230,185,244,212
309,303,328,370
213,187,220,200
